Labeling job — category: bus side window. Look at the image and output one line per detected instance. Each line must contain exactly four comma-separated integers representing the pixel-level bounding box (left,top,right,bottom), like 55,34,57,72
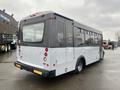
74,27,84,47
94,33,99,46
84,30,91,46
66,20,73,47
98,34,102,45
57,21,65,47
90,32,95,45
80,29,85,45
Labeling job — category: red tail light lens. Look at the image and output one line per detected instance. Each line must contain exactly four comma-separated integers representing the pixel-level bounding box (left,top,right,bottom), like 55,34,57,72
44,52,48,56
45,48,48,52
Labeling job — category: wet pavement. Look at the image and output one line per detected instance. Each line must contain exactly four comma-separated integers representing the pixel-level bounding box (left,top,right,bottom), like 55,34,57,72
0,49,120,90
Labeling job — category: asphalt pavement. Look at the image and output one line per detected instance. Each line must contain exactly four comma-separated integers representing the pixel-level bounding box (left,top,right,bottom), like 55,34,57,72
0,49,120,90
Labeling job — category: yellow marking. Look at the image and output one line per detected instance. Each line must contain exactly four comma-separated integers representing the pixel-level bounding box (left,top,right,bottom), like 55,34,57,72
33,70,42,75
16,64,21,68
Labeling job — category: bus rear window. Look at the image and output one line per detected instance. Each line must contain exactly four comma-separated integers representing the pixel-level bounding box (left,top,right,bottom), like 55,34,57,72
23,23,44,42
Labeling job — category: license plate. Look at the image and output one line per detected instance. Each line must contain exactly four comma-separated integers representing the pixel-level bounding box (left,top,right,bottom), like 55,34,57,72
33,70,42,75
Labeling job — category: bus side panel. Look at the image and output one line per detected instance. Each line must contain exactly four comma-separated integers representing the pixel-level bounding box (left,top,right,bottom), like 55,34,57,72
73,24,101,65
64,19,75,73
55,16,67,76
48,15,58,74
83,46,100,65
53,16,76,76
52,48,67,76
49,48,75,76
74,46,100,66
49,15,71,76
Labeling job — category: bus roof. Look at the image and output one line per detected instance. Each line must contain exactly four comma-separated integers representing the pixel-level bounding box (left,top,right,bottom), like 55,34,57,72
22,11,73,21
22,11,102,34
22,11,54,20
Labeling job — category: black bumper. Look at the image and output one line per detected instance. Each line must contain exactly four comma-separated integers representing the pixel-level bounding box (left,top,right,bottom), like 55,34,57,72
14,61,56,78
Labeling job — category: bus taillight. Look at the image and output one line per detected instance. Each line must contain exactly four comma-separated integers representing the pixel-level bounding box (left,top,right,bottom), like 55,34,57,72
45,48,48,52
44,48,48,57
43,48,48,61
44,52,48,57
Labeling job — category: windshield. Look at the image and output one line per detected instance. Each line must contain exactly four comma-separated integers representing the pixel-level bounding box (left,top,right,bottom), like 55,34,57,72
22,23,44,42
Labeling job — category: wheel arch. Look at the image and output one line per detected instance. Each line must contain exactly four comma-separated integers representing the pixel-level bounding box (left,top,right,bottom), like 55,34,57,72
76,55,86,68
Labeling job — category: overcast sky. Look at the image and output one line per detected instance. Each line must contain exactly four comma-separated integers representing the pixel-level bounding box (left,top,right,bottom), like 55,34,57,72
0,0,120,32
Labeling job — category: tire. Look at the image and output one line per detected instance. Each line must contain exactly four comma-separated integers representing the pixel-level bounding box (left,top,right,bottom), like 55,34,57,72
0,45,5,51
4,45,8,52
7,44,11,51
75,60,84,73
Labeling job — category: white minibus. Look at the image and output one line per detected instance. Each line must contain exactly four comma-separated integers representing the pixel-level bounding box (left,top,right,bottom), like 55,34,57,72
14,11,104,77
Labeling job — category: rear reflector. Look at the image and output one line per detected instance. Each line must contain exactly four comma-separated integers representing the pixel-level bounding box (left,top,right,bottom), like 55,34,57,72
46,64,49,66
33,70,42,75
15,64,21,69
45,48,48,52
44,52,48,56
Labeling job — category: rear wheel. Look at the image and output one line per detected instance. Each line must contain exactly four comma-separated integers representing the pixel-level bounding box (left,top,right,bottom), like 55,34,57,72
7,44,11,51
4,45,8,52
0,45,5,51
75,60,84,73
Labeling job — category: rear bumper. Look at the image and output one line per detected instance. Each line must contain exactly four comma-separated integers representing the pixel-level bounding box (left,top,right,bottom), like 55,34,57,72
14,61,56,78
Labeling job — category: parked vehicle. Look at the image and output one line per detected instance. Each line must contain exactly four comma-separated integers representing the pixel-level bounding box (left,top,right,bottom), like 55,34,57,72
15,11,104,77
103,40,116,50
0,9,18,52
103,41,108,49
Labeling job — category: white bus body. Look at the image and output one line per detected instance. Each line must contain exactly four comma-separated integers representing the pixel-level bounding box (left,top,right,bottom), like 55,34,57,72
15,11,104,77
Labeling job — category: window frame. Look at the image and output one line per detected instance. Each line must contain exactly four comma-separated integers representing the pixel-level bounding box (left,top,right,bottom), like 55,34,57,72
65,20,73,47
57,20,66,47
21,21,45,43
74,27,85,47
22,22,45,43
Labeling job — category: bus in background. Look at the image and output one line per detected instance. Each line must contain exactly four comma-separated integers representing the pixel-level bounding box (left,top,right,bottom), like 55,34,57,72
14,11,105,77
